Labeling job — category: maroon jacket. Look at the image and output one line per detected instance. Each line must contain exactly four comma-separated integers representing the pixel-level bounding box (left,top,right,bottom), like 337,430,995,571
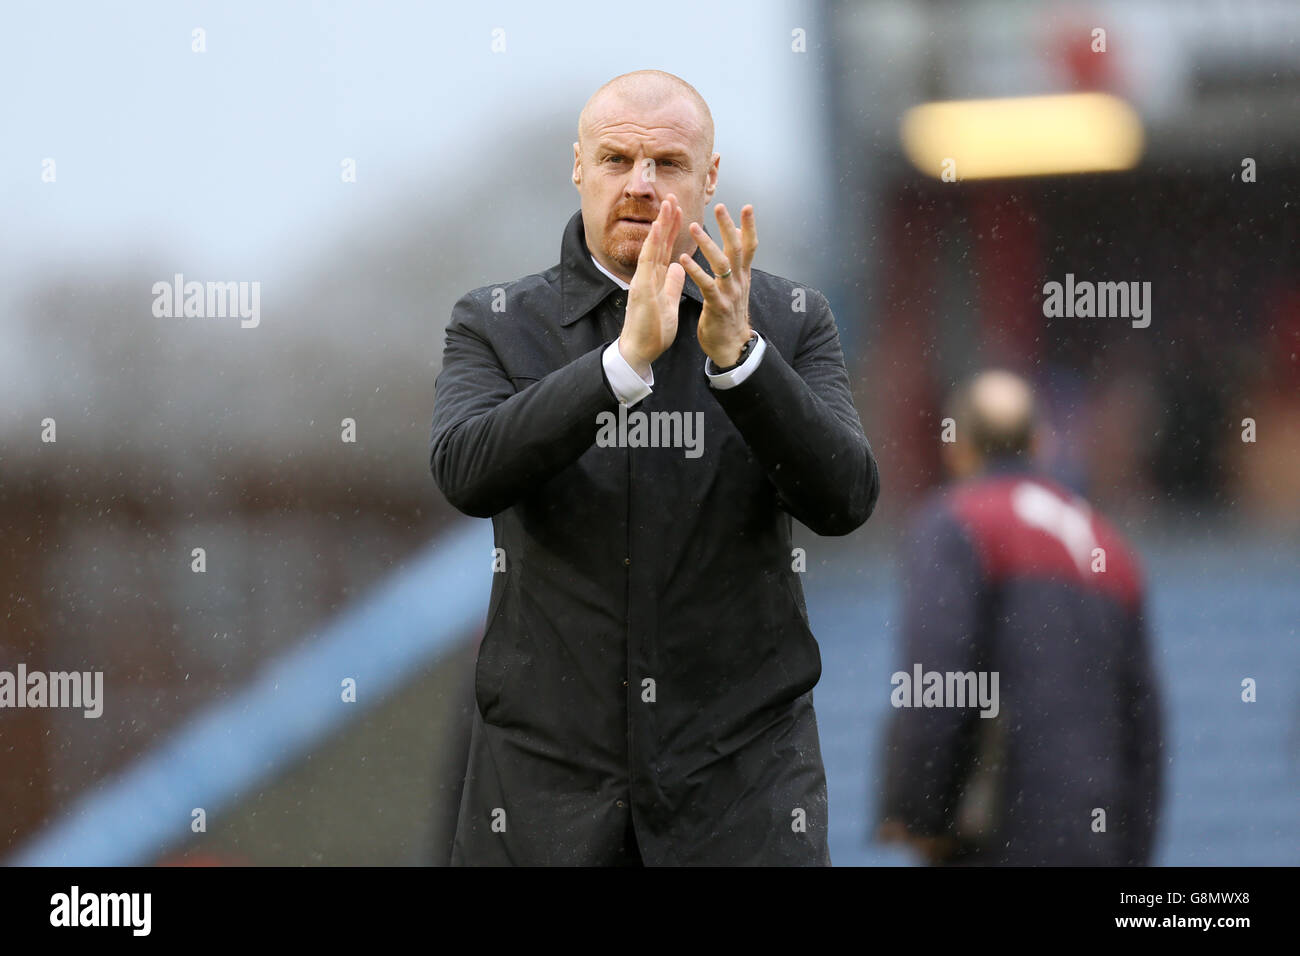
880,460,1164,865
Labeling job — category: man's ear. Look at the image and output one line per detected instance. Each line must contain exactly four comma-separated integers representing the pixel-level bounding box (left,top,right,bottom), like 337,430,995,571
704,151,720,198
572,142,582,186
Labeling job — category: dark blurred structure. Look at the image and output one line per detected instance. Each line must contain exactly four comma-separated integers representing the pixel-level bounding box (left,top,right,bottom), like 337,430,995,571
825,0,1300,525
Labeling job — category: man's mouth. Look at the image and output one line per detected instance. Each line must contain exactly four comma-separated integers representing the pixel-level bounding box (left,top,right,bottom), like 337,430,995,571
618,215,653,224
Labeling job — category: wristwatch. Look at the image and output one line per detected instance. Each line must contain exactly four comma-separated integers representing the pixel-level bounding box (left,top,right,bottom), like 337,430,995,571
712,331,758,373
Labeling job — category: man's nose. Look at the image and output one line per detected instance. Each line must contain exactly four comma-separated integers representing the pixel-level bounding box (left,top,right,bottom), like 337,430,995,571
624,160,657,198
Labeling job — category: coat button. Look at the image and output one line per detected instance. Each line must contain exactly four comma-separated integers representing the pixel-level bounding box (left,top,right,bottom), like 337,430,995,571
616,800,626,808
622,680,629,687
623,557,631,566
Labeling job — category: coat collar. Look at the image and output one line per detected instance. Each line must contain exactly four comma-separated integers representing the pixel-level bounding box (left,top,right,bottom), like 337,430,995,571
560,208,712,327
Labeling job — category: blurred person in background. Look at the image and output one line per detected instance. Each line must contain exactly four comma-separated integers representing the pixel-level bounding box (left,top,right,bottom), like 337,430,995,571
877,370,1164,865
429,70,878,865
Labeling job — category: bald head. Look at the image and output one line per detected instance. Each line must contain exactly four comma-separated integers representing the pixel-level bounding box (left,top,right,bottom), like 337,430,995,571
578,70,714,160
947,370,1038,468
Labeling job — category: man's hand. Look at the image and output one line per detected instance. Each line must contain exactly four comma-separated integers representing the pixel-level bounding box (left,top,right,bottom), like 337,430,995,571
680,202,757,367
618,194,686,377
876,819,962,865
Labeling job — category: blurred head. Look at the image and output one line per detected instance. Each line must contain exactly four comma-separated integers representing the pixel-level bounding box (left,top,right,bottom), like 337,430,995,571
942,369,1039,479
572,70,719,282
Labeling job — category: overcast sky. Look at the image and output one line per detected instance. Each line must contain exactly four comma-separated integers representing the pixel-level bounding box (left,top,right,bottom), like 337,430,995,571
1,1,826,299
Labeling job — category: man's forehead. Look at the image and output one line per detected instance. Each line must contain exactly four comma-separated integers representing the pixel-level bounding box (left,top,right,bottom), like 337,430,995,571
591,122,696,153
582,95,707,149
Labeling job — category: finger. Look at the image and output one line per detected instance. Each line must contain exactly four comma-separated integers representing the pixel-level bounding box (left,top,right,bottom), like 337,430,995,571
678,253,719,302
659,197,682,265
714,203,741,263
740,204,758,271
664,260,685,302
663,200,682,261
688,220,731,279
651,198,673,262
639,199,672,273
634,214,662,279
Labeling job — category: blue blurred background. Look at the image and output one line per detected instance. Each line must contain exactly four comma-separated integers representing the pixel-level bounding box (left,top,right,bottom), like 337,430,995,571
2,0,1297,866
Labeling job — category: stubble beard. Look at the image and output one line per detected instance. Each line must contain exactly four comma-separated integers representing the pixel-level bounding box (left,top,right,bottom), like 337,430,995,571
605,233,645,275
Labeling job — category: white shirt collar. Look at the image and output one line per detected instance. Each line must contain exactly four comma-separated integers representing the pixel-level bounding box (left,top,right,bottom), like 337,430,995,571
590,253,631,291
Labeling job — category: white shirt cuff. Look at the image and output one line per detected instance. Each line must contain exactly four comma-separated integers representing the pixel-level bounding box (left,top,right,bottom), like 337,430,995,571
705,331,766,389
602,339,654,406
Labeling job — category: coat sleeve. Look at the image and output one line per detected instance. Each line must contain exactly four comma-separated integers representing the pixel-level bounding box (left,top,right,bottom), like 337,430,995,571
429,291,620,518
1120,597,1164,865
708,289,879,535
879,505,987,837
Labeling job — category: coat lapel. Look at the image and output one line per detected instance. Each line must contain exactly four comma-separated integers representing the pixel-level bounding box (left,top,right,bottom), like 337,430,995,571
559,210,713,329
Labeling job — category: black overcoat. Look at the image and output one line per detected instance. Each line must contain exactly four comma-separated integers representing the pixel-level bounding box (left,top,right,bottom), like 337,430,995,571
430,209,879,864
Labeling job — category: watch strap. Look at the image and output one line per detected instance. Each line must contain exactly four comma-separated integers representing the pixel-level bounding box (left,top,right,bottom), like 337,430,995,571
712,331,758,373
